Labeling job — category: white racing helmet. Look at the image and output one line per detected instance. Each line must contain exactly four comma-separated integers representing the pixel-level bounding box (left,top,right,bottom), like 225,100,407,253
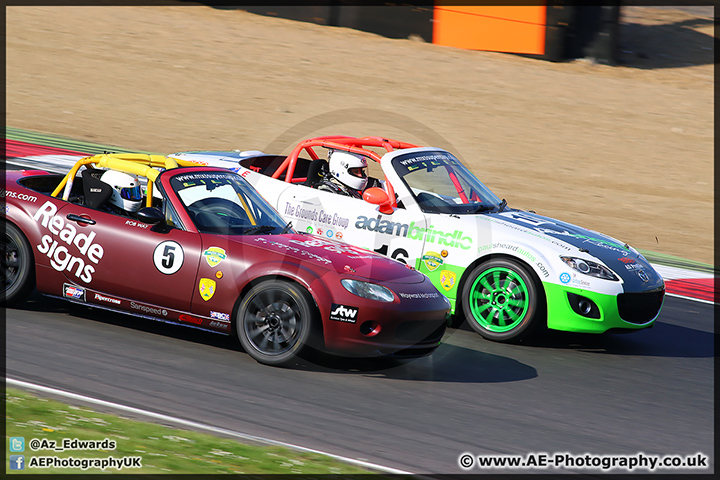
328,150,368,191
100,170,143,213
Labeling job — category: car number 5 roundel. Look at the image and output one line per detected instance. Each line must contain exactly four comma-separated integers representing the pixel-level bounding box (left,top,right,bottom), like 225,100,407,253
153,240,184,274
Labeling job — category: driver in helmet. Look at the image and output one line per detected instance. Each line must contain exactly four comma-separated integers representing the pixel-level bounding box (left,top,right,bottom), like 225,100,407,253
318,150,370,199
100,170,144,216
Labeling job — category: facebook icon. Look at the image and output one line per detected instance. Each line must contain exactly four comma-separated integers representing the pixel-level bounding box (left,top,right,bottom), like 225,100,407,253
10,455,25,470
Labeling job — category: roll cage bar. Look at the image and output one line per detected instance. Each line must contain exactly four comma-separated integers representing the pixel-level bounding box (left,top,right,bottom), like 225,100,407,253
272,136,418,208
50,153,199,208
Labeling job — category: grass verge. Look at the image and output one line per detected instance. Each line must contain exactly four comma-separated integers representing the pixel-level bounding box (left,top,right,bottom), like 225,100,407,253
5,387,376,475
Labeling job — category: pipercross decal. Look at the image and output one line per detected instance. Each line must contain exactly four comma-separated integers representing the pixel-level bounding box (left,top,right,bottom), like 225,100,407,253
355,215,472,250
330,303,359,323
34,201,104,283
94,292,121,305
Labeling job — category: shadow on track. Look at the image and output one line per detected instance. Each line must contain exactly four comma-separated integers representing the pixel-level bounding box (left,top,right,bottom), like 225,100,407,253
13,291,536,383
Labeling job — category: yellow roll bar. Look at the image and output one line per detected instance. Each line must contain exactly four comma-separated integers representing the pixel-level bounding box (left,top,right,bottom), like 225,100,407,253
51,153,198,208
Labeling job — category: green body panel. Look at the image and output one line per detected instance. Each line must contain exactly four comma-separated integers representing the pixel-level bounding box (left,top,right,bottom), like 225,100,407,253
543,282,653,333
416,258,463,313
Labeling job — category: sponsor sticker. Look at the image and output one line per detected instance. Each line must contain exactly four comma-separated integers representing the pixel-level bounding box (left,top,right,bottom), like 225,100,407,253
199,278,216,301
330,303,359,323
34,201,105,283
203,247,227,267
63,284,85,301
180,314,203,325
440,270,456,291
559,272,571,284
130,302,167,317
94,292,121,305
209,320,229,330
422,252,444,271
210,311,230,321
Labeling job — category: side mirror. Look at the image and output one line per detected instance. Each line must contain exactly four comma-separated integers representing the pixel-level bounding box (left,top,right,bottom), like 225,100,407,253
137,207,165,225
363,187,394,215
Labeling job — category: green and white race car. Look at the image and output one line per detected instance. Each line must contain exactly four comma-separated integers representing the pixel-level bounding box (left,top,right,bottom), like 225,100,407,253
170,136,665,342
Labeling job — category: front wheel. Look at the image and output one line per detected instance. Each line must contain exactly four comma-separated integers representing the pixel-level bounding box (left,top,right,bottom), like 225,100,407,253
461,258,544,342
236,281,315,366
2,222,36,306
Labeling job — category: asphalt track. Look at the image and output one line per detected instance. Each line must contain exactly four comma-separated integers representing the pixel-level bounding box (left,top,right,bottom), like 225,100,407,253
5,292,714,474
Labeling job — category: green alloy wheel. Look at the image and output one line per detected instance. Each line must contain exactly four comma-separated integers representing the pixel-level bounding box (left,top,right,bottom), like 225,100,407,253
461,258,544,342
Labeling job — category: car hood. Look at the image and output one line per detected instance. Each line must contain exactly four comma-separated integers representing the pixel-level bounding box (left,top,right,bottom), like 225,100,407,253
488,210,664,291
241,233,427,284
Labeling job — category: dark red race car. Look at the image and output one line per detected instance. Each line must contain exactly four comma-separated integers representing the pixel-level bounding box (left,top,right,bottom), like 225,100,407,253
2,153,449,365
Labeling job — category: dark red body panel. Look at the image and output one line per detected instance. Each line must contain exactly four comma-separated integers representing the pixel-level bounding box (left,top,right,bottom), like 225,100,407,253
4,168,449,357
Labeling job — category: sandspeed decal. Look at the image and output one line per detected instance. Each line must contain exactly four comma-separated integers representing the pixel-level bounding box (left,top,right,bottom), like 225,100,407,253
63,283,85,301
33,201,104,283
153,240,184,274
330,303,359,323
203,247,227,267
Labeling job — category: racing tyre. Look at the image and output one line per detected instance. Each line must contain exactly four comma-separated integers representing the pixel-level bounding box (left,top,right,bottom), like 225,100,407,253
2,222,36,306
236,281,314,366
461,258,544,342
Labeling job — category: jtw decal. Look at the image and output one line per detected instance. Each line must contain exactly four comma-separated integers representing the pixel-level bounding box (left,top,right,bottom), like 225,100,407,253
330,303,359,323
34,201,104,283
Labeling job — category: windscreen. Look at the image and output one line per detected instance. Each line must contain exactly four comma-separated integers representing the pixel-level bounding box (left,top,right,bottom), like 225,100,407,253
392,151,502,214
170,171,291,235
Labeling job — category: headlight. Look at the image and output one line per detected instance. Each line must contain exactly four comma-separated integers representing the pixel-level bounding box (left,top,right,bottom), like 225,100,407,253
560,256,619,281
341,279,395,302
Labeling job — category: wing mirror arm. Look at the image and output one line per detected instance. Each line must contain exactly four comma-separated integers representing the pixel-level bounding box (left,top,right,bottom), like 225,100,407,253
363,187,394,215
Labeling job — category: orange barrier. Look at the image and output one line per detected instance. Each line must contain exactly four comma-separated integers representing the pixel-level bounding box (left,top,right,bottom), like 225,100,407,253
433,5,547,55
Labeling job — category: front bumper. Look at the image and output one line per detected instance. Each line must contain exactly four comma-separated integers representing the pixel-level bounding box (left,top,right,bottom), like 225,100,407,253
320,291,450,357
544,282,665,334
